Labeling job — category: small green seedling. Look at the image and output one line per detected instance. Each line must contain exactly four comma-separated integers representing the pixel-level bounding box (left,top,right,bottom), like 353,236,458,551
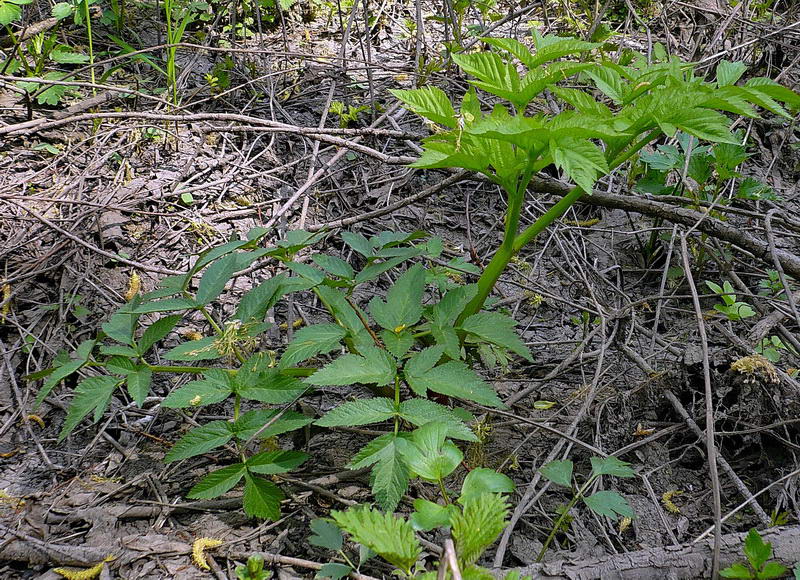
236,554,269,580
706,280,756,321
538,456,636,561
755,336,793,363
720,528,787,579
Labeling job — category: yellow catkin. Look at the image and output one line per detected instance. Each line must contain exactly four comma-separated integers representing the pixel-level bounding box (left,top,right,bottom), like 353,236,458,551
53,556,114,580
184,330,204,341
124,272,141,301
661,490,683,514
192,538,223,570
619,516,632,533
563,218,601,227
25,414,45,428
1,282,10,321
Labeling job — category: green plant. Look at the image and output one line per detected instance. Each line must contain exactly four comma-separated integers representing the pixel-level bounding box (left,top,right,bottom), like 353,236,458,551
391,35,799,325
163,0,197,105
0,0,30,26
635,131,778,204
537,455,636,561
720,528,788,579
29,228,532,519
329,101,369,128
758,269,794,298
236,554,270,580
706,280,756,321
312,468,518,578
755,336,794,363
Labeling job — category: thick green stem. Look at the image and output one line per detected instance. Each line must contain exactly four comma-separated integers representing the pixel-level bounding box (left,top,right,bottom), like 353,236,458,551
458,129,662,322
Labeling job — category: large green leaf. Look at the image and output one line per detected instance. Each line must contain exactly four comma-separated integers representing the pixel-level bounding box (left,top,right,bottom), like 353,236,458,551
306,346,396,387
391,86,457,128
309,518,344,551
349,434,410,512
583,490,634,520
34,359,85,408
163,336,222,361
232,409,313,440
461,311,533,362
550,135,609,194
460,468,515,503
331,506,421,574
236,369,308,403
315,398,397,427
311,254,355,280
539,459,574,487
405,360,503,407
278,323,347,368
529,31,599,68
236,274,292,323
243,473,284,520
58,375,119,441
196,252,261,305
451,493,509,566
162,369,234,408
246,450,309,474
452,52,521,107
398,398,477,442
716,60,747,87
187,463,246,499
314,285,373,350
138,314,182,354
666,107,737,144
400,422,463,482
126,366,152,406
164,421,234,462
102,310,139,345
590,456,636,478
369,264,426,331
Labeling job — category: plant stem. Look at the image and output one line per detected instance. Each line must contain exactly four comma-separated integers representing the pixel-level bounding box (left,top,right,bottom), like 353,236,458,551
458,129,662,321
536,475,597,562
146,364,214,373
82,0,96,94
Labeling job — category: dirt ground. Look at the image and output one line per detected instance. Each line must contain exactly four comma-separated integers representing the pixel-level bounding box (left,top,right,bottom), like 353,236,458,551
1,0,800,578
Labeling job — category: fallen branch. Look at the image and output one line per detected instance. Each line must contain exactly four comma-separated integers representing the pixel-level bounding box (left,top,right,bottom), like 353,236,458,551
503,525,800,580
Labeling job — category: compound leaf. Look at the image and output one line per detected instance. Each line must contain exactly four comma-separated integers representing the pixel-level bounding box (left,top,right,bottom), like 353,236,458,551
58,375,119,441
243,473,284,520
187,463,246,499
164,421,233,462
583,490,634,520
279,323,347,368
331,506,421,574
315,398,397,428
306,346,396,387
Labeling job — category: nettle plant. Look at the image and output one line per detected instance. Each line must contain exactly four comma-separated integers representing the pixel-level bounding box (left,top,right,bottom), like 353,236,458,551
390,32,800,317
310,467,521,579
30,229,533,518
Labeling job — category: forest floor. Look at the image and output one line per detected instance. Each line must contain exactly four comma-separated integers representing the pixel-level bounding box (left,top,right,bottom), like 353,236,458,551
1,1,800,578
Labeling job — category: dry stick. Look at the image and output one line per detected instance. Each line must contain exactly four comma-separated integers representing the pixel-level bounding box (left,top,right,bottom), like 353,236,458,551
694,466,800,542
262,102,402,231
298,0,359,229
438,539,462,580
764,209,800,331
504,323,604,406
664,390,771,526
679,234,722,577
1,199,183,276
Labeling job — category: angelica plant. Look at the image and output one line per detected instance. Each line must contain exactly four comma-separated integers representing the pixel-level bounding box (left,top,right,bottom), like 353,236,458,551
391,32,800,322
